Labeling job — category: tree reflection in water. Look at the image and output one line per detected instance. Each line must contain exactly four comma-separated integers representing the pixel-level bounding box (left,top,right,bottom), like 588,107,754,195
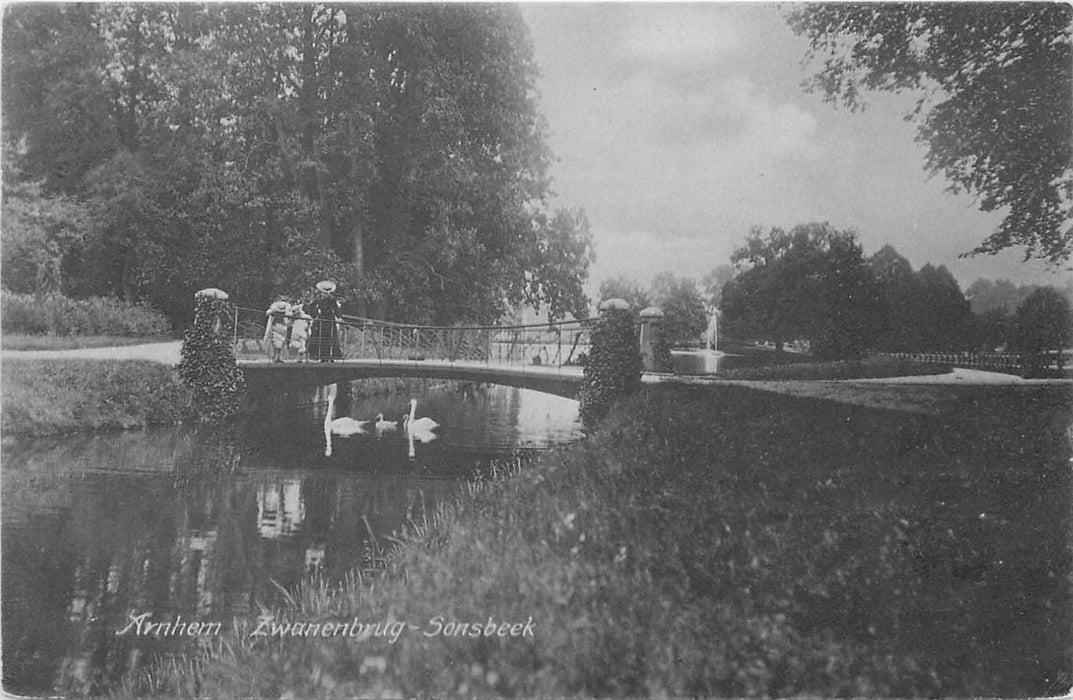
1,382,580,696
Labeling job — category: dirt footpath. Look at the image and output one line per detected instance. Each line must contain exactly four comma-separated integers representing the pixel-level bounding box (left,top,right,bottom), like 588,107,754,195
2,341,183,365
848,367,1069,385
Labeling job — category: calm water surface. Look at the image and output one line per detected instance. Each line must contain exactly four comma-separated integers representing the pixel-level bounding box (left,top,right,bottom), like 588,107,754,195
671,349,809,375
2,382,580,697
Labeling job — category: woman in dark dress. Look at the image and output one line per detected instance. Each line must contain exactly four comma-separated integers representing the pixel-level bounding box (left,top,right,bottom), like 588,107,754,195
308,281,343,361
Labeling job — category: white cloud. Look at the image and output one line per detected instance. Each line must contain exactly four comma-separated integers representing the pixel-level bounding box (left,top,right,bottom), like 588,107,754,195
617,5,746,65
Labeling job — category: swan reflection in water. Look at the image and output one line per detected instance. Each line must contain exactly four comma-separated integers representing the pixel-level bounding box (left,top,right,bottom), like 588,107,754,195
402,398,440,441
323,384,370,456
322,386,441,460
403,398,441,459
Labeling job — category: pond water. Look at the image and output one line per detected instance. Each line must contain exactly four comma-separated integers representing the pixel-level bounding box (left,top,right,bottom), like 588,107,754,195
671,348,812,375
1,381,580,697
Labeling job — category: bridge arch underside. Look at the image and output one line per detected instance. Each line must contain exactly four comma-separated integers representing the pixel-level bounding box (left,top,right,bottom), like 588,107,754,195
240,362,582,399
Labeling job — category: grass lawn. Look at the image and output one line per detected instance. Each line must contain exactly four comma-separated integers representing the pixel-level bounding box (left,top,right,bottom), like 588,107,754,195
722,380,1065,415
1,359,190,437
1,334,174,351
123,381,1073,699
713,354,951,381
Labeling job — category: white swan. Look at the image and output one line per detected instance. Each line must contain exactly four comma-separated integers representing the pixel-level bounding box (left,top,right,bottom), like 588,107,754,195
329,416,368,437
374,412,398,435
402,398,440,443
323,383,369,456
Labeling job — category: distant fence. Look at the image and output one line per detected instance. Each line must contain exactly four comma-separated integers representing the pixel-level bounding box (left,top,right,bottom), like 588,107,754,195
881,351,1068,375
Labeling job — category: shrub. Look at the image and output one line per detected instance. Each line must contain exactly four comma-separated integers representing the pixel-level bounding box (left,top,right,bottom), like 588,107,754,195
0,290,170,336
578,306,642,427
178,295,245,424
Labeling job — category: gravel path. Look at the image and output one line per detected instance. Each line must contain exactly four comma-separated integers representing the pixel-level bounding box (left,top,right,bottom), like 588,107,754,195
2,341,183,365
848,367,1071,385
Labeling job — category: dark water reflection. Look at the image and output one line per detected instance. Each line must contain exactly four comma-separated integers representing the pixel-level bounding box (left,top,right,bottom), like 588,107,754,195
1,382,579,697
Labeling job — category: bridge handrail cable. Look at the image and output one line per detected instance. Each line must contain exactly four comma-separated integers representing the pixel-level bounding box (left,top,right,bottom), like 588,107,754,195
233,305,593,332
229,304,593,368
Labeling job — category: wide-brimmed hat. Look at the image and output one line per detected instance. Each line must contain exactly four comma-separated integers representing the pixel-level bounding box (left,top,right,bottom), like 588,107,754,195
195,287,229,300
316,280,337,294
268,300,290,314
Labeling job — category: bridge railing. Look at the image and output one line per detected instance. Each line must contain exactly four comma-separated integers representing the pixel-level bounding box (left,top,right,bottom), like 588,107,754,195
231,306,592,369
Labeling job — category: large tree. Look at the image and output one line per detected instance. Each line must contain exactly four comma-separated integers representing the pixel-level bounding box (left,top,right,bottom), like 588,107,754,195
788,4,1073,264
649,272,708,347
868,246,974,352
964,278,1026,316
722,223,882,359
1011,287,1073,357
913,263,973,351
868,245,921,352
0,156,89,295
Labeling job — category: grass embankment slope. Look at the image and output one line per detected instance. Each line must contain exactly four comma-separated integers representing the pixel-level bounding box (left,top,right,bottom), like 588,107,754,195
1,359,190,437
134,381,1073,699
0,357,460,438
714,354,951,381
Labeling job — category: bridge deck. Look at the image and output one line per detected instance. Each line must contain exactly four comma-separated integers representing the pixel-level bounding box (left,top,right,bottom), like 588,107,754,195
239,357,588,398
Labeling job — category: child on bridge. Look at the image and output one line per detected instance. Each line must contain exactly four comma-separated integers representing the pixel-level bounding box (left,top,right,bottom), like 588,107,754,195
288,304,313,362
264,300,291,363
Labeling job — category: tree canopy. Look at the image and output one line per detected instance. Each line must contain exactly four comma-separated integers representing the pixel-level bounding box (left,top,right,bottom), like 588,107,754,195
597,273,708,347
702,264,736,309
787,4,1073,264
1011,287,1073,356
722,223,882,359
1,4,593,325
649,272,708,347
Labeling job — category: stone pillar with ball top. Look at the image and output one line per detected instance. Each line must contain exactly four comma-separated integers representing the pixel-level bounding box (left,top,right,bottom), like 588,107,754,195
639,306,665,371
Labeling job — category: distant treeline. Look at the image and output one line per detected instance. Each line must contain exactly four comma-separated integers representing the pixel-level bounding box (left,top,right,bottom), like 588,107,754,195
598,224,1073,359
720,226,1073,358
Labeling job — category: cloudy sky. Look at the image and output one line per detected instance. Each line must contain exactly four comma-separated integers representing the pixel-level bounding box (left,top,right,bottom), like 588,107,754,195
518,3,1070,297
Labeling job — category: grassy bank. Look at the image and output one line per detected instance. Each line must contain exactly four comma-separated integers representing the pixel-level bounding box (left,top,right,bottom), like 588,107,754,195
714,354,950,381
1,355,465,438
125,382,1073,698
1,359,191,437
